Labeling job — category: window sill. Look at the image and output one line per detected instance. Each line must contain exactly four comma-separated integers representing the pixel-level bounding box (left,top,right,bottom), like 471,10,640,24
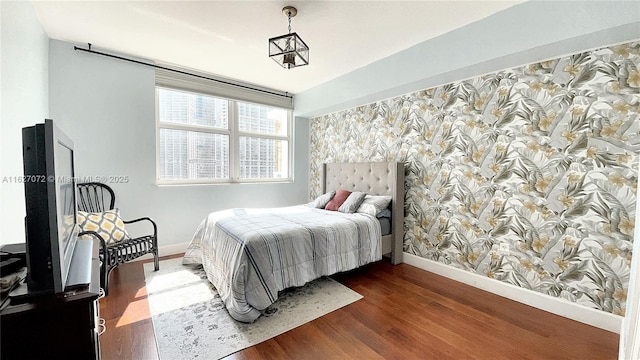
156,178,294,187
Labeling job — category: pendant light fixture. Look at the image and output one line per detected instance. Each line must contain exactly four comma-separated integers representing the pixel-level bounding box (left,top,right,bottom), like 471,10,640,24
268,6,309,69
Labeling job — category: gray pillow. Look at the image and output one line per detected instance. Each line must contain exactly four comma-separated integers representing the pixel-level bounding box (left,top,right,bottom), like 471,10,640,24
357,195,392,216
376,208,392,218
338,191,367,213
308,190,336,209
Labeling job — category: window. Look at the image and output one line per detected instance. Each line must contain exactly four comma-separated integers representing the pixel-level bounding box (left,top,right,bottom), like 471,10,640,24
157,87,291,184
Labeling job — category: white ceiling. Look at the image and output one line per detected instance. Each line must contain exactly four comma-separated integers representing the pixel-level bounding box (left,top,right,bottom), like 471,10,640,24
31,1,522,94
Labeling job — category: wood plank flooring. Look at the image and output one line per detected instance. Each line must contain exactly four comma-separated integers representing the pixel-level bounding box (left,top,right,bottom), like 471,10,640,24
99,256,619,359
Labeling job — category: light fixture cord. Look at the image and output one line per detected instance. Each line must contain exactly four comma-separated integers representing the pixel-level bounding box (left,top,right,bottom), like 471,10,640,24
288,13,292,34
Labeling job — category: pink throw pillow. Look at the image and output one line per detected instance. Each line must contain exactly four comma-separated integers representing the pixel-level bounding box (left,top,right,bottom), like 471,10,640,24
325,189,352,211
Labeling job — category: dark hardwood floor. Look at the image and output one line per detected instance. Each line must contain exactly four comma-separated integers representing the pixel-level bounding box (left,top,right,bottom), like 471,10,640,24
99,255,619,359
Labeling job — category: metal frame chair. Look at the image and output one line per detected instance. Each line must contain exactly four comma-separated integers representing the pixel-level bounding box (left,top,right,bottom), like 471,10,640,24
77,182,159,294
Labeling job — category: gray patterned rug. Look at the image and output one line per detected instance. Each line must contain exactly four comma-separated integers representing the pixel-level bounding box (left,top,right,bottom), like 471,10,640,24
143,258,362,360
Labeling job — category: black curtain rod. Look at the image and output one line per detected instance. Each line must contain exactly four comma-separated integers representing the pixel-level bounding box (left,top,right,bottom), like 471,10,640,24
73,44,293,100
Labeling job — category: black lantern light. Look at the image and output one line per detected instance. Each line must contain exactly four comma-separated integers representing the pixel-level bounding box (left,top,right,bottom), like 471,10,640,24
268,6,309,69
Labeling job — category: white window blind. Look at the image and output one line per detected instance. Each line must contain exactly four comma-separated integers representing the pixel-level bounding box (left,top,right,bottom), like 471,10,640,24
155,68,293,110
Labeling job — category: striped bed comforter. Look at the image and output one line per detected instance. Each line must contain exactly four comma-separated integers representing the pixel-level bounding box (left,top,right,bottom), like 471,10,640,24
182,205,382,322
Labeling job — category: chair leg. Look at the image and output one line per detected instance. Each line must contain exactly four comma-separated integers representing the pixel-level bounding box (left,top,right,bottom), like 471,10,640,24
100,264,108,295
103,274,110,296
102,265,113,296
154,250,159,271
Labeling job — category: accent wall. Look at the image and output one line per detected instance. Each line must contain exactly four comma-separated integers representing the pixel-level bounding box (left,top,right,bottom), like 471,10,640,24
309,41,640,316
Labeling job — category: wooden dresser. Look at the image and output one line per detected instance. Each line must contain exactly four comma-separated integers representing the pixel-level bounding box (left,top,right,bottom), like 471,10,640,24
0,246,103,359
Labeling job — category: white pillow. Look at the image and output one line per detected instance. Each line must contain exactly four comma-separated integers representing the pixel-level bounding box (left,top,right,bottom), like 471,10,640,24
357,195,392,216
338,191,367,213
307,190,336,209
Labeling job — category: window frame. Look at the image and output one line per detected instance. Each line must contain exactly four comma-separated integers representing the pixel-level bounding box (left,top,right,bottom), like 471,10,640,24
155,86,293,185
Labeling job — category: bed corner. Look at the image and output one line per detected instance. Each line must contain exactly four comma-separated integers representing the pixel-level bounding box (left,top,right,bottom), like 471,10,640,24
322,161,405,265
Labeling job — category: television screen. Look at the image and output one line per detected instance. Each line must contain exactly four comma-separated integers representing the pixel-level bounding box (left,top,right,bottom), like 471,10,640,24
20,119,80,295
54,135,78,289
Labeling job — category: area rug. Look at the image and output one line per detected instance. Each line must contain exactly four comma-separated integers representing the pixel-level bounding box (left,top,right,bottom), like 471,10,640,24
143,258,363,360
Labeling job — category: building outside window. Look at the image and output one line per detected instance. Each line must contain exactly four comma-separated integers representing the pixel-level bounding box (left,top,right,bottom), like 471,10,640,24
156,87,291,184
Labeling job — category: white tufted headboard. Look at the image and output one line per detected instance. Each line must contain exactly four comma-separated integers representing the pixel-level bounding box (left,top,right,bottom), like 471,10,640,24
321,162,404,264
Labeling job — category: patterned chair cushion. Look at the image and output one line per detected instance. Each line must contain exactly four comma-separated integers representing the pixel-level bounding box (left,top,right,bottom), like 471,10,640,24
77,209,130,245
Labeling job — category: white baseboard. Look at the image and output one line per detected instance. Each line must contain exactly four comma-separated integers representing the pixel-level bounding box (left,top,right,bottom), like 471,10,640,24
130,247,623,332
402,252,623,334
129,242,189,262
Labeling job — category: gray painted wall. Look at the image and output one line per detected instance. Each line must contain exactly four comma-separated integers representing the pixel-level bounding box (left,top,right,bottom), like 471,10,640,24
294,1,640,118
0,1,50,245
46,39,309,248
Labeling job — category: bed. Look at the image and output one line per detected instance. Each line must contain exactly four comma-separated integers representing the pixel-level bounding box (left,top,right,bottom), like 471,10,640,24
182,162,404,322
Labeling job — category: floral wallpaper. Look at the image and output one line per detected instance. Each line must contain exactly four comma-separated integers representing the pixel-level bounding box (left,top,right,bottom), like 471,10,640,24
309,42,640,316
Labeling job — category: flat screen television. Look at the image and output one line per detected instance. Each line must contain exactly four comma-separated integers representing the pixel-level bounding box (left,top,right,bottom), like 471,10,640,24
21,119,81,294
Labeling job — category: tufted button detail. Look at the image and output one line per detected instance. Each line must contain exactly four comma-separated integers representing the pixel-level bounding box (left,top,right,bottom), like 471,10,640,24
322,162,398,199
